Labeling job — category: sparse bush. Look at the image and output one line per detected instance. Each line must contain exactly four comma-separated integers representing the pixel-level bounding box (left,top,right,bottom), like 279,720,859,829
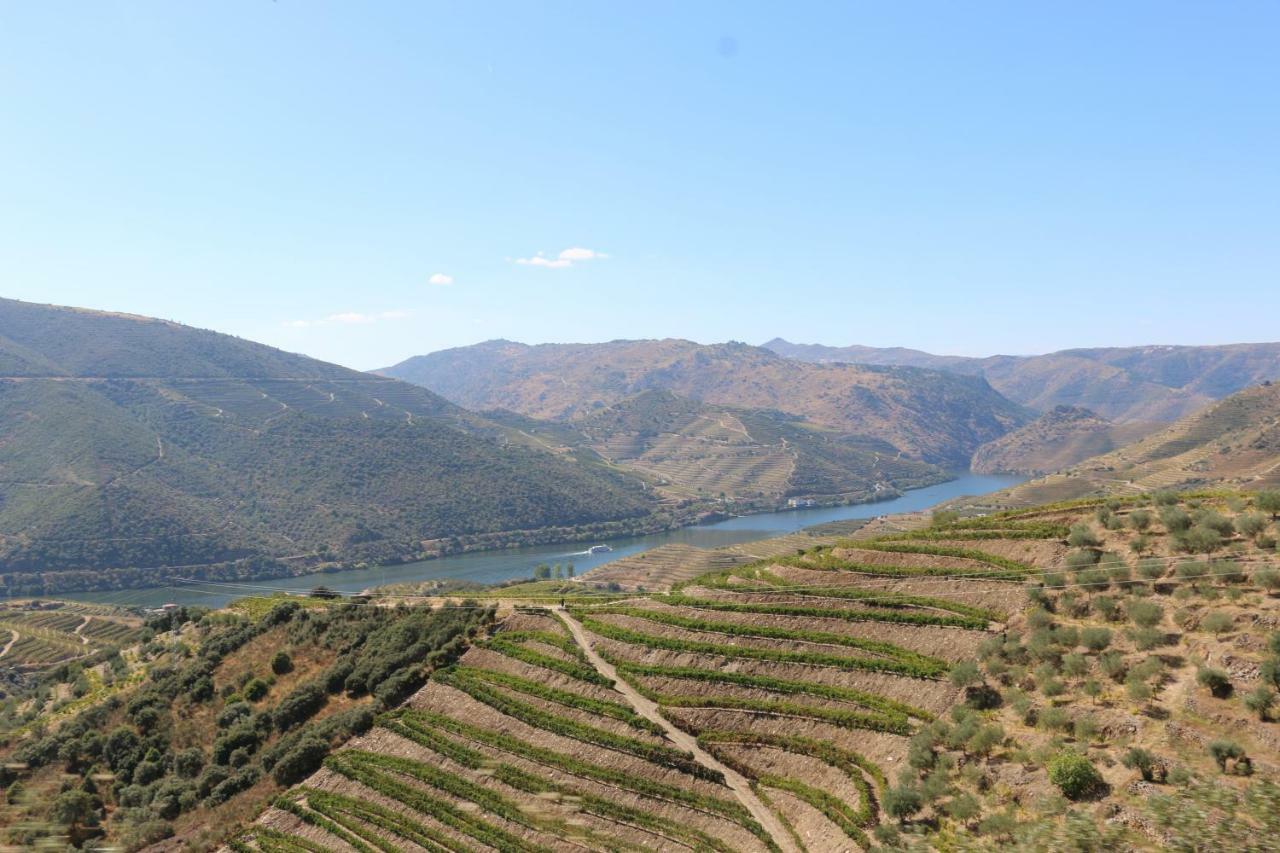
1182,525,1223,555
1255,567,1280,592
1127,599,1163,628
1067,523,1102,549
1047,750,1102,799
1200,611,1233,634
1258,490,1280,519
883,785,924,822
1236,511,1269,539
1137,557,1165,580
1197,667,1232,698
1243,685,1276,721
1129,510,1153,532
1160,506,1192,531
967,724,1004,757
1122,747,1165,782
1207,739,1246,772
1093,596,1120,621
1066,550,1100,571
1080,627,1112,652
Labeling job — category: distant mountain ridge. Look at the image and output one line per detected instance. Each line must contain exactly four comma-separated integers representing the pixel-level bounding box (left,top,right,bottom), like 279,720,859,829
0,299,658,593
764,338,1280,423
381,338,1030,467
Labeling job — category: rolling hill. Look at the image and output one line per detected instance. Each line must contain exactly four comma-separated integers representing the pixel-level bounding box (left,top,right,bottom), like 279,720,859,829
971,406,1158,476
0,299,658,594
765,338,1280,423
485,390,948,503
980,382,1280,506
380,339,1030,468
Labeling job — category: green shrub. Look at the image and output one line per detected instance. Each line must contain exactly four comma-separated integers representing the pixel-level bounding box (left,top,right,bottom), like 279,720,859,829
1200,611,1233,634
1047,751,1102,799
1254,567,1280,592
1127,599,1164,628
1243,685,1276,721
270,651,293,675
1197,667,1232,698
242,678,269,702
1236,511,1269,539
1067,524,1102,549
883,786,924,821
1080,627,1112,652
271,734,329,785
1121,747,1164,782
1207,739,1246,772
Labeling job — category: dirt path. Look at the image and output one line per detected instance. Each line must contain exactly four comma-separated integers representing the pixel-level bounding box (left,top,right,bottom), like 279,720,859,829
0,629,17,659
555,606,800,853
74,615,92,644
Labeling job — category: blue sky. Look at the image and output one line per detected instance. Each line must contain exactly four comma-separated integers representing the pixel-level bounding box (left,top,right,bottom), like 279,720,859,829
2,2,1277,370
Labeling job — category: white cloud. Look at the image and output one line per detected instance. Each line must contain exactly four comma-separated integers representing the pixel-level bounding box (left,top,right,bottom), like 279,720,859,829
557,247,606,261
283,310,410,329
513,247,608,269
428,272,454,286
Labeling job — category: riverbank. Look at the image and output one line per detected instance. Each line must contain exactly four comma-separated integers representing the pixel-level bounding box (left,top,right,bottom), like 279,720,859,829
53,472,1025,609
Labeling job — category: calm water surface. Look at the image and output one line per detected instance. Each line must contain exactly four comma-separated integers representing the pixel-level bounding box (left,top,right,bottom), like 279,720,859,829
63,471,1025,609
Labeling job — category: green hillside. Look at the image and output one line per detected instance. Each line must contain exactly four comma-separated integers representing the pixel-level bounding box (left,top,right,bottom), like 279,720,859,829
0,299,656,594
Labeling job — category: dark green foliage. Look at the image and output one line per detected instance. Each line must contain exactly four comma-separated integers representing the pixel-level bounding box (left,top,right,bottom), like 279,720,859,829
273,682,327,731
884,785,924,821
270,734,329,785
271,651,293,675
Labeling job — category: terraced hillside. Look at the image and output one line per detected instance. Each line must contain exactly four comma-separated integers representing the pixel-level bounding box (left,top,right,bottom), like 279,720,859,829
0,599,142,671
970,406,1157,476
232,490,1280,850
234,529,1036,850
987,383,1280,507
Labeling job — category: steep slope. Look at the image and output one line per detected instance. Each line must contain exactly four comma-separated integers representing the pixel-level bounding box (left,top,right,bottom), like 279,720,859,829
971,406,1157,475
0,299,655,594
487,390,947,502
765,339,1280,422
381,339,1029,467
986,382,1280,505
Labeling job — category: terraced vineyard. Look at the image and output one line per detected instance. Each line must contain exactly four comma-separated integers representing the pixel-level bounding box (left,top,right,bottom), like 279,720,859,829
0,600,143,669
233,515,1046,851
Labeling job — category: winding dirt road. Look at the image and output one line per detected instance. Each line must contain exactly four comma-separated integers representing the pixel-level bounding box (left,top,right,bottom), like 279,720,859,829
554,606,800,853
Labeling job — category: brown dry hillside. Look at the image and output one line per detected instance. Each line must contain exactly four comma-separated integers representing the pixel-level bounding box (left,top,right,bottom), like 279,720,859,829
381,339,1029,467
987,383,1280,507
487,390,948,503
971,406,1158,475
232,491,1280,851
766,338,1280,423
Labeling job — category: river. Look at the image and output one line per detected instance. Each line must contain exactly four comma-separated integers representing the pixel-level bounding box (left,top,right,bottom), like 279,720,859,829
61,471,1025,609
